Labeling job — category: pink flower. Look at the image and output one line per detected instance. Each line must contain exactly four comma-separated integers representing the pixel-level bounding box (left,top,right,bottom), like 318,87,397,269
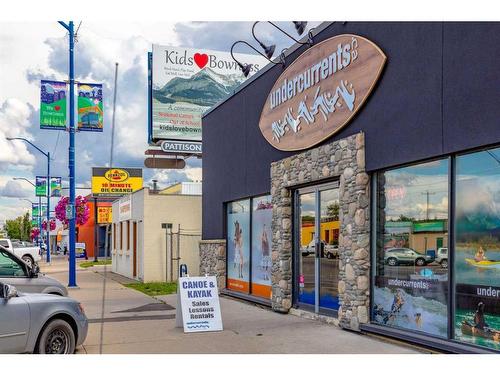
55,195,90,226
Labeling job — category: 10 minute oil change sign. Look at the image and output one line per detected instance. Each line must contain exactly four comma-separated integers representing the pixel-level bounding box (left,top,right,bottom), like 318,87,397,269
176,276,223,333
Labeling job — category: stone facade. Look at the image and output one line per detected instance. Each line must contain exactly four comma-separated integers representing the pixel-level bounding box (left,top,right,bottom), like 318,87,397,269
199,239,227,291
270,132,370,330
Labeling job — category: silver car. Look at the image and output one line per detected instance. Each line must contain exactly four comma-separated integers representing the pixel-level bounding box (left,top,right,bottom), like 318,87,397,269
0,282,88,353
0,246,67,296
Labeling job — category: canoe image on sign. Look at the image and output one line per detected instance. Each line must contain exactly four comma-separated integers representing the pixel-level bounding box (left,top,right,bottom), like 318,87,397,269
176,276,223,333
258,34,386,151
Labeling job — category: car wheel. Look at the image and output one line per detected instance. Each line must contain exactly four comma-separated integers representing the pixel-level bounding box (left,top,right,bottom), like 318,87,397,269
387,257,398,266
415,258,425,267
441,259,448,269
36,319,76,354
22,255,34,268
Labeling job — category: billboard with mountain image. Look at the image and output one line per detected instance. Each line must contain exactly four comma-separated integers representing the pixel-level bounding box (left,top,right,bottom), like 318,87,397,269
151,45,267,142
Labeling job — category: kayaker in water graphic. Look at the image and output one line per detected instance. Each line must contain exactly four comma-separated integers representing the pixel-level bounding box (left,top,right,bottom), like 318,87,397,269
474,246,487,262
473,302,489,330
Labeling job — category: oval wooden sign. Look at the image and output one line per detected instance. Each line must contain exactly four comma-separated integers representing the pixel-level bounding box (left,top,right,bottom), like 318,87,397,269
144,157,186,169
258,34,386,151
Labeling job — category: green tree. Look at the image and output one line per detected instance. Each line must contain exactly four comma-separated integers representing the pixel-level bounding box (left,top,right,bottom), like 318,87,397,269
326,203,340,220
5,217,22,240
5,213,32,241
22,212,32,241
396,214,415,222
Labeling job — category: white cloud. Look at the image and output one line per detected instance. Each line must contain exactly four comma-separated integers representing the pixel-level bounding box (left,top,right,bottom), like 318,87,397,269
1,180,30,198
185,167,202,182
0,98,37,169
148,165,203,189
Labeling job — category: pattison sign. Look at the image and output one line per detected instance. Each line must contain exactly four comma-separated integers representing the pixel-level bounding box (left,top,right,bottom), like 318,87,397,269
259,34,386,151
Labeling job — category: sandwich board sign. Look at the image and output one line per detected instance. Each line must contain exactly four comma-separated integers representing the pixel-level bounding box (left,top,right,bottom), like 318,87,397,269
175,276,223,333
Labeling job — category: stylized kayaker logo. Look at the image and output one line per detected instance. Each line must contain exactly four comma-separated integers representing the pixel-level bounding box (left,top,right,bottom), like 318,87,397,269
258,34,386,151
105,169,129,182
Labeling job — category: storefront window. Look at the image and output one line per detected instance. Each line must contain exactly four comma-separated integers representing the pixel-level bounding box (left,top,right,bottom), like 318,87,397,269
373,159,449,338
226,199,250,293
454,146,500,350
251,195,273,299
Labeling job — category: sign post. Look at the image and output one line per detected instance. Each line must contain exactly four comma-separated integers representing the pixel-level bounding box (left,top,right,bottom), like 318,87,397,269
176,276,223,333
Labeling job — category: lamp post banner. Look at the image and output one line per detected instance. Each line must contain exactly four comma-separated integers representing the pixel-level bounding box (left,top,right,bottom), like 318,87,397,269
40,80,67,130
150,45,266,145
50,177,62,197
77,83,104,132
35,176,47,197
32,203,47,217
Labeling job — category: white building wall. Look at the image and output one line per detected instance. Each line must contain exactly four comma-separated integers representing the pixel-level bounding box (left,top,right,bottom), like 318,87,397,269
180,182,202,195
111,190,145,280
112,187,201,283
142,190,201,282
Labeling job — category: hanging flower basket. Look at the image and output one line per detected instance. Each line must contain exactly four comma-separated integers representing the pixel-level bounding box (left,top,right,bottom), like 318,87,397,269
42,219,57,231
31,227,40,240
55,195,90,225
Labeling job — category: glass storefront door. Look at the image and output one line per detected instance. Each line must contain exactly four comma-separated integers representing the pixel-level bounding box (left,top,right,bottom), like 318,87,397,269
295,182,340,314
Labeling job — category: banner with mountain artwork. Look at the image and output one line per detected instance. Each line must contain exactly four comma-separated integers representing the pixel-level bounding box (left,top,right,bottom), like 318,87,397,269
151,45,267,143
40,80,67,130
77,83,103,132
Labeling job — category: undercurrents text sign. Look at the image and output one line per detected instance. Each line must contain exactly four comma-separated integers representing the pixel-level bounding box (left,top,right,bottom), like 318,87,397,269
258,34,386,151
176,276,223,333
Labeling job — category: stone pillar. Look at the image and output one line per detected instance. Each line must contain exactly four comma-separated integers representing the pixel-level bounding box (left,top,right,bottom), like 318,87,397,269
199,239,226,291
270,132,370,330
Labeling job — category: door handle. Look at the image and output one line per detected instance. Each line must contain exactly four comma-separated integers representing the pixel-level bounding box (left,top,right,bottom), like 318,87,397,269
315,242,324,258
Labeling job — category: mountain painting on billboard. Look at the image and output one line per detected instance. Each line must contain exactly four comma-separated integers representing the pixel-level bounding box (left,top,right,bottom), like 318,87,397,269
153,68,244,107
151,45,267,143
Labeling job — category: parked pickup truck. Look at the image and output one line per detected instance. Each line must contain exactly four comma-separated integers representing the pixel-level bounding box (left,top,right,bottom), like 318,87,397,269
0,239,41,267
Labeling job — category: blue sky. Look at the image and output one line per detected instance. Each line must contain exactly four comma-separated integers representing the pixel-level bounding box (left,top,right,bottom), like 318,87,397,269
0,21,321,223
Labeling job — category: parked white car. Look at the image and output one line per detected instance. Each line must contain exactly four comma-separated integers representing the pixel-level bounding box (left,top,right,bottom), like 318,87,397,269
0,239,41,267
301,240,339,258
436,247,448,268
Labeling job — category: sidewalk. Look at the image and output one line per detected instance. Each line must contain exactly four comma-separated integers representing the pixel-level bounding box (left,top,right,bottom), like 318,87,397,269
40,258,425,354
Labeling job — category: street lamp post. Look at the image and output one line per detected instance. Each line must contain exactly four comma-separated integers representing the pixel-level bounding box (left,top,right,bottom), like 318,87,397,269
58,20,77,287
14,178,42,252
7,138,51,263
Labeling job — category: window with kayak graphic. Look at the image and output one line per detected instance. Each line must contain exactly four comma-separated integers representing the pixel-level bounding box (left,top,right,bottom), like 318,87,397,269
373,159,449,338
454,146,500,350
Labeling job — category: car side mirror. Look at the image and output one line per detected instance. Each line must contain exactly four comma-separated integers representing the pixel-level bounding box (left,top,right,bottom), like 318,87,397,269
3,284,18,300
30,264,40,278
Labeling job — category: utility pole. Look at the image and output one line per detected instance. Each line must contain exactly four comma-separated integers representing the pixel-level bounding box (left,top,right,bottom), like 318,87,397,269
58,20,77,287
421,191,436,221
46,153,51,262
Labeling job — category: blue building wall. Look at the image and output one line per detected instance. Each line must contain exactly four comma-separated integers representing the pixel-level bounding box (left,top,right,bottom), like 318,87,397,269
202,22,500,239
